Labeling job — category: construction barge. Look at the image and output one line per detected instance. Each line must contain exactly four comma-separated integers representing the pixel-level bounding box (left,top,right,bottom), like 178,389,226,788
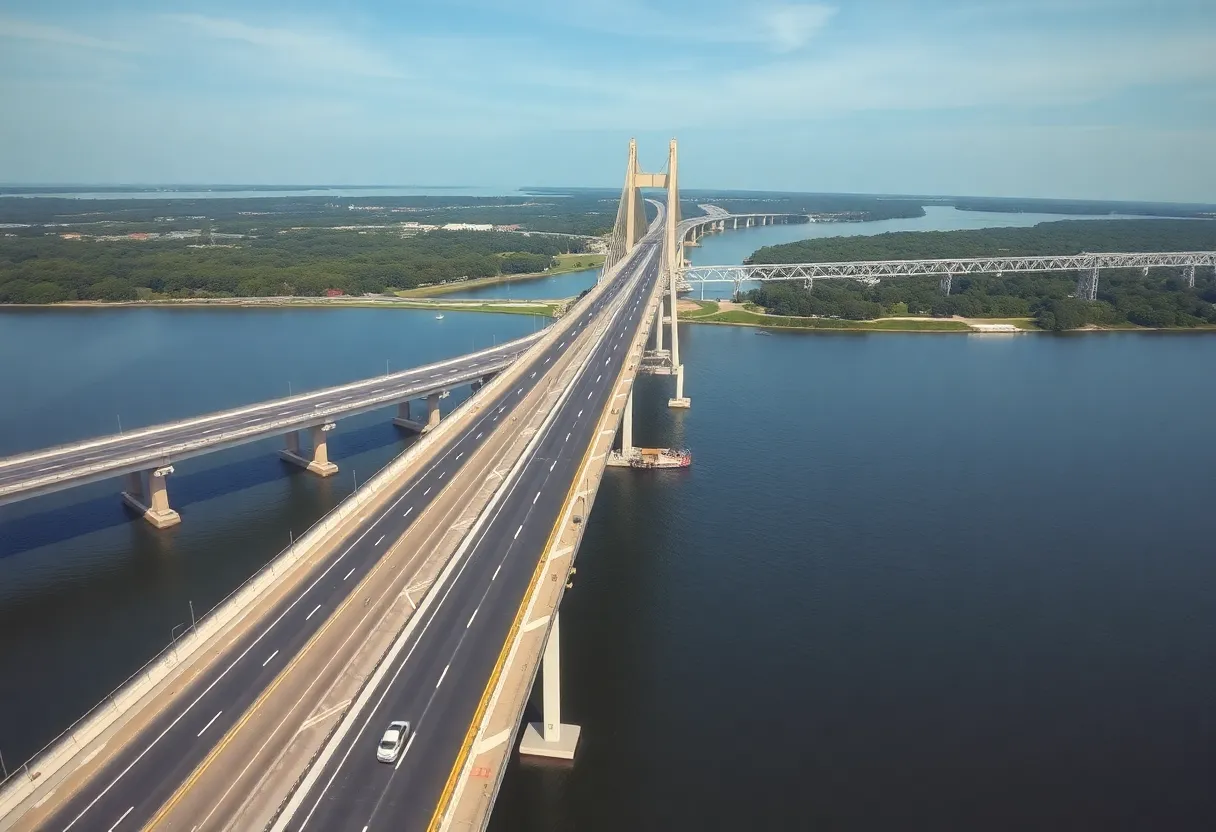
606,447,692,469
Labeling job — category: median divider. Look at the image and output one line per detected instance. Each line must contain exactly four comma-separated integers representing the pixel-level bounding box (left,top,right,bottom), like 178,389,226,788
0,247,637,830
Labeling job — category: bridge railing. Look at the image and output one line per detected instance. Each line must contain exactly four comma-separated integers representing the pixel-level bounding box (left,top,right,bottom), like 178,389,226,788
0,332,544,474
0,339,546,500
680,251,1216,283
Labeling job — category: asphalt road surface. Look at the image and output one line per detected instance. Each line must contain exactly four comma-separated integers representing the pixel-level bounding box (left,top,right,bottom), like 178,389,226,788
38,236,658,832
285,239,663,831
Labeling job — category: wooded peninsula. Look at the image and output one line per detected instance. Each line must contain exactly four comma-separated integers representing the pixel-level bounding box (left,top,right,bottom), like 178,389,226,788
744,220,1216,330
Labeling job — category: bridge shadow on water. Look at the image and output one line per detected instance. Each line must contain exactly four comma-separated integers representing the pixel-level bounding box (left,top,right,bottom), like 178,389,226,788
0,421,418,559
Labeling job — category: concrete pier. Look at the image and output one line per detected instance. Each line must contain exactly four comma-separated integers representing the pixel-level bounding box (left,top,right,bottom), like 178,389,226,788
121,466,181,528
620,385,634,455
519,611,580,759
278,423,339,476
395,393,444,434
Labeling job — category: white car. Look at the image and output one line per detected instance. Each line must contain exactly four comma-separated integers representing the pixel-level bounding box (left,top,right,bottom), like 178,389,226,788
376,720,410,763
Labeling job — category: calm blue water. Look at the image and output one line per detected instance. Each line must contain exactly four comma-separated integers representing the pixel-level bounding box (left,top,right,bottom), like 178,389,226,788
437,267,600,300
491,326,1216,830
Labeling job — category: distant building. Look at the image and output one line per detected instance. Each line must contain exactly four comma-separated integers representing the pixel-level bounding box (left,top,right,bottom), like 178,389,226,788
494,224,522,232
59,232,82,240
442,223,494,232
324,288,345,297
127,232,151,241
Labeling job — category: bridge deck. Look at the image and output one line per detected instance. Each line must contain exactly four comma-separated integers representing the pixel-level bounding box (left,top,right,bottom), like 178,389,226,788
0,334,541,505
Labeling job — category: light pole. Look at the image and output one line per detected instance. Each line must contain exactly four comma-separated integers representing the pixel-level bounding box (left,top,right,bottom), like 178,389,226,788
116,415,123,434
189,600,196,632
172,622,186,645
385,358,390,376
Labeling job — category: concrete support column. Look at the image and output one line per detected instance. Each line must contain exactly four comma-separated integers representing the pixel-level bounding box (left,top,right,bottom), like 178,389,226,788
520,611,581,759
393,392,443,435
1185,264,1197,288
122,466,181,528
279,423,338,475
310,425,336,472
426,392,442,431
653,296,664,352
621,384,634,455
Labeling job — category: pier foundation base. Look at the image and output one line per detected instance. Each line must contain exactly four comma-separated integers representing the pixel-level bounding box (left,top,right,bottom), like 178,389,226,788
121,467,181,528
278,424,339,476
520,611,580,760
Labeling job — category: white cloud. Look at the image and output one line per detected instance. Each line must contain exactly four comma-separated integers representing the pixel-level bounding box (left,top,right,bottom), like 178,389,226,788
0,15,130,51
162,14,408,80
759,5,837,52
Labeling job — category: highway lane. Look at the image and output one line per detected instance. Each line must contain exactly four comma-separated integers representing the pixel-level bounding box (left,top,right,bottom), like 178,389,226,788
284,239,663,831
0,334,541,505
31,242,649,832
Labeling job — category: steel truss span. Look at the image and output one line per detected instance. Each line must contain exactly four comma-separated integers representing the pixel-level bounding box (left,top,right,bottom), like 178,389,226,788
683,251,1216,284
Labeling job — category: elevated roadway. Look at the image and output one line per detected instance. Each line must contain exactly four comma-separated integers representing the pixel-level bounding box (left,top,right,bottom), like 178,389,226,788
275,237,663,832
0,334,540,509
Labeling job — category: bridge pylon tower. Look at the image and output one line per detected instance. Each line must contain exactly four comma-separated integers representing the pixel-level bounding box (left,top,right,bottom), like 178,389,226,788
605,138,690,408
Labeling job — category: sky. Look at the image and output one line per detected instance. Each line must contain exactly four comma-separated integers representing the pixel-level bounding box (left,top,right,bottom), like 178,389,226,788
1,0,1214,202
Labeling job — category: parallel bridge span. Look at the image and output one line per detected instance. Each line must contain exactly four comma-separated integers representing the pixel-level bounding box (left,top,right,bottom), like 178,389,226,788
0,333,541,519
682,251,1216,298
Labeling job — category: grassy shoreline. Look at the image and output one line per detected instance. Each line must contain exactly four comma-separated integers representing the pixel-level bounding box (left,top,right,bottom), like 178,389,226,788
396,252,604,298
677,300,1216,333
0,296,560,316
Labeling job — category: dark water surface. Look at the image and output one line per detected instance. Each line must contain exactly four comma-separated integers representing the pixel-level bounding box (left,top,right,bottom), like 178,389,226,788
490,326,1216,831
2,308,1214,829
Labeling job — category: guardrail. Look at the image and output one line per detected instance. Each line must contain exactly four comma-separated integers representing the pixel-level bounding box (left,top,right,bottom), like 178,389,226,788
0,332,543,473
0,342,542,501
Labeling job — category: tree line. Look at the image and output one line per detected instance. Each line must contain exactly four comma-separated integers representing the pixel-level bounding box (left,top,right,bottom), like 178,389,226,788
0,230,590,303
743,220,1216,330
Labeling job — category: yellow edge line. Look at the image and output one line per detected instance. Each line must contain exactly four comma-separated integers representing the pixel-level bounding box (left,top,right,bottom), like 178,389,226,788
426,280,654,831
141,514,415,830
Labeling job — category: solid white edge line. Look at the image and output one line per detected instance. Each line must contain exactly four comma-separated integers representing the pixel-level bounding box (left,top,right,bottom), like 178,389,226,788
196,711,223,738
105,806,134,832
